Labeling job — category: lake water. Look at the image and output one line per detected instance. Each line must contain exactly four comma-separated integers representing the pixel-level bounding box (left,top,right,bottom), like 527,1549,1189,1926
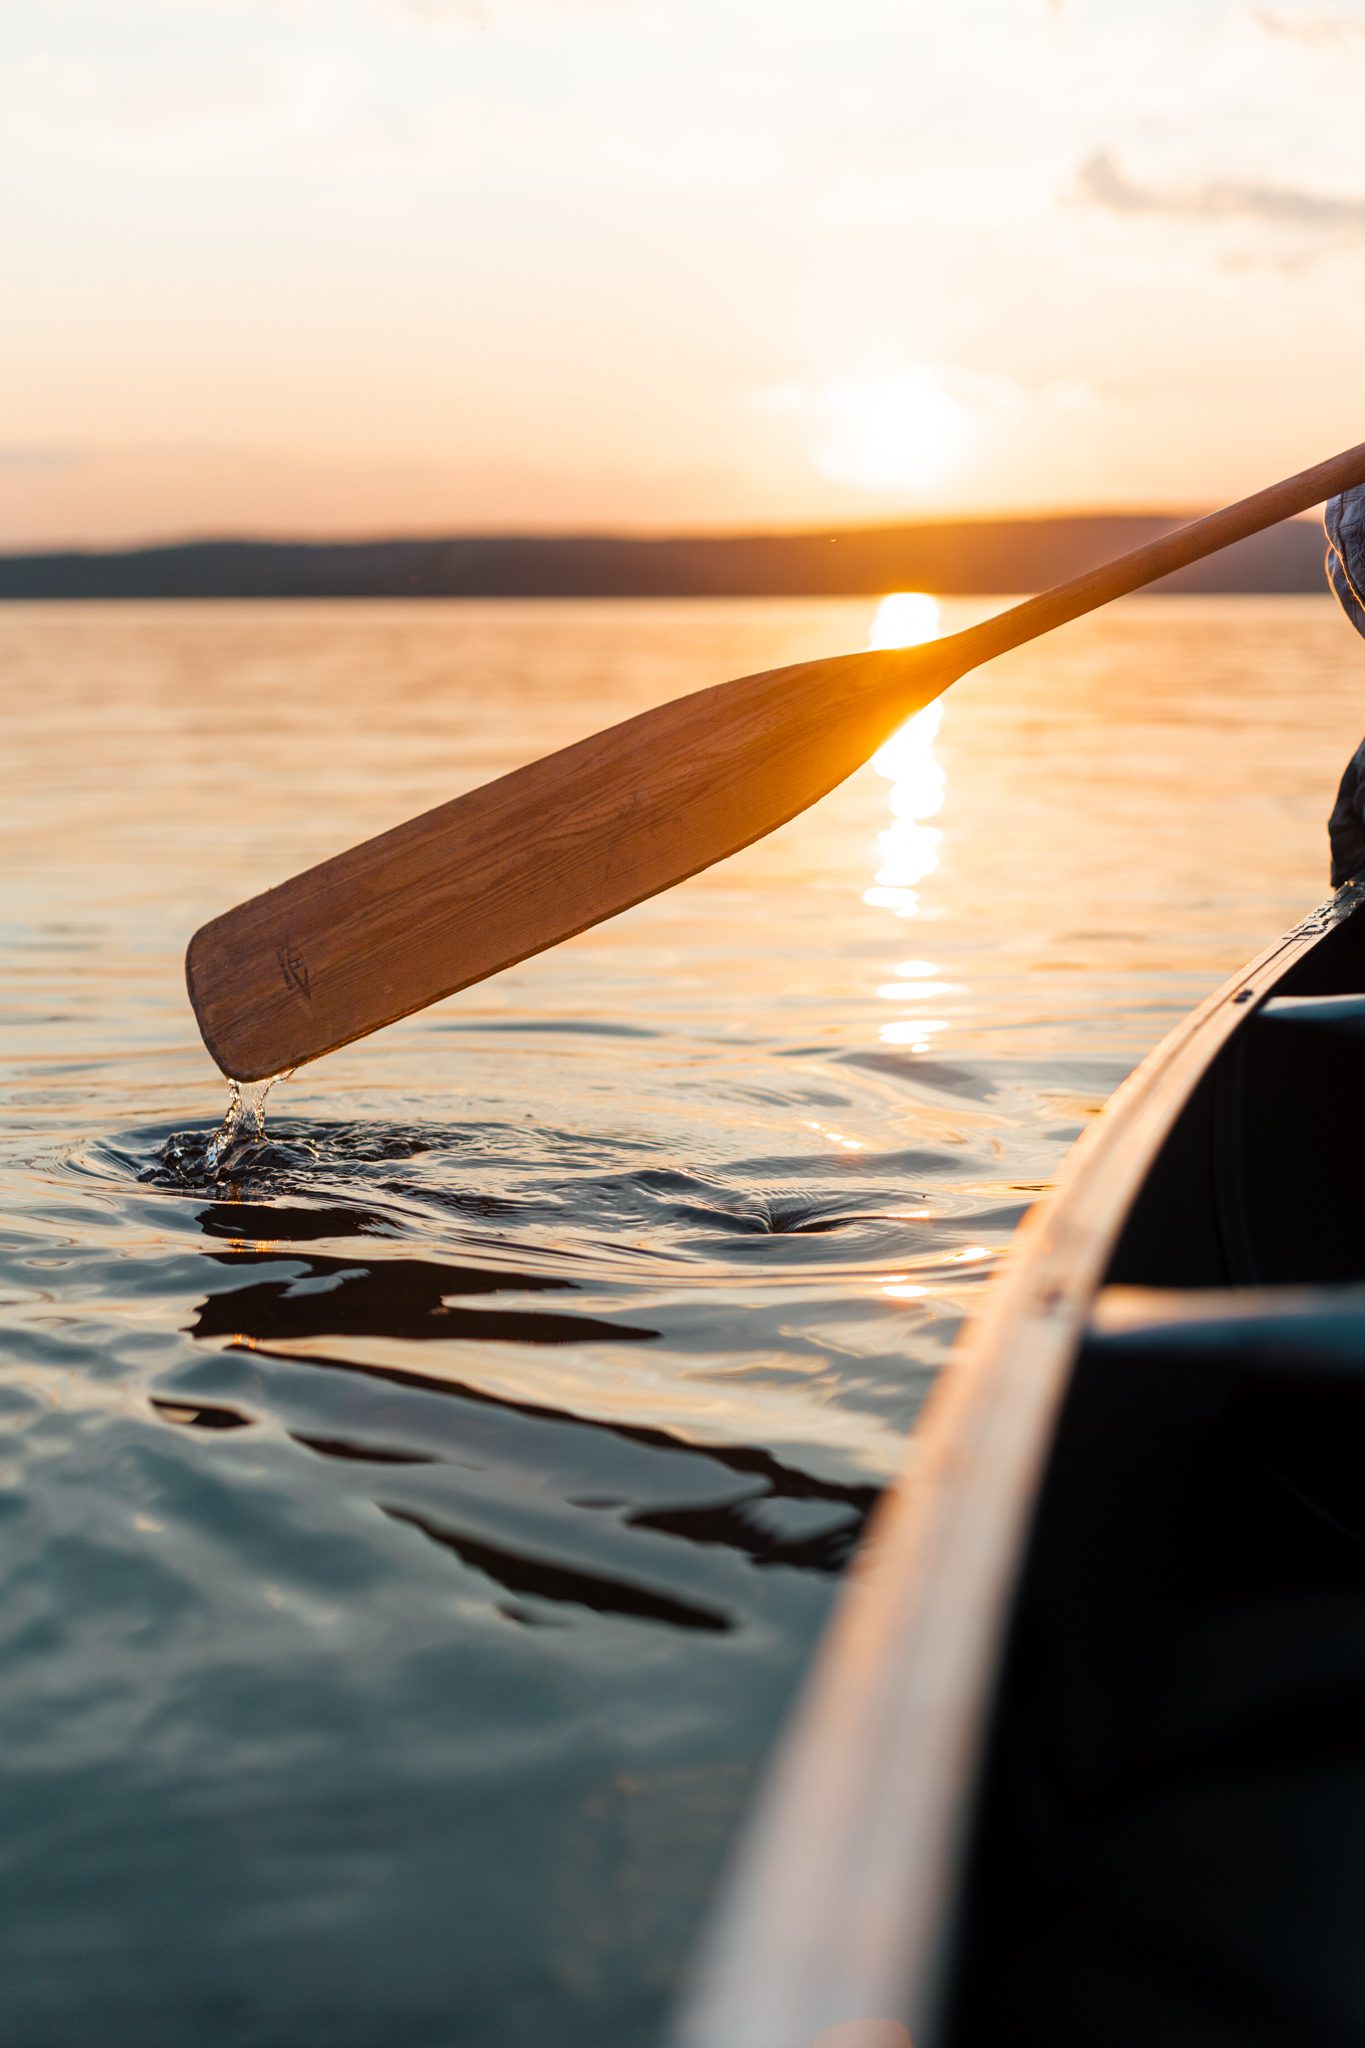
2,593,1363,2046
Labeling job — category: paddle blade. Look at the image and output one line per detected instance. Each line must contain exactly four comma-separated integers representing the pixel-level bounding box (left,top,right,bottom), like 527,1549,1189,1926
186,640,959,1080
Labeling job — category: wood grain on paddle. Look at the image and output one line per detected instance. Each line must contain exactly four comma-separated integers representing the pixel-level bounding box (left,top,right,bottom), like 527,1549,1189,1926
187,644,950,1079
188,438,1365,1080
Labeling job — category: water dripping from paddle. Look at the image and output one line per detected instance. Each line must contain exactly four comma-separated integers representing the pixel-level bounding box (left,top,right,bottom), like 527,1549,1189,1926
204,1072,289,1175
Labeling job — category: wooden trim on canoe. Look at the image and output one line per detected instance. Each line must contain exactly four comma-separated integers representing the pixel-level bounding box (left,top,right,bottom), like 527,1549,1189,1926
669,876,1365,2048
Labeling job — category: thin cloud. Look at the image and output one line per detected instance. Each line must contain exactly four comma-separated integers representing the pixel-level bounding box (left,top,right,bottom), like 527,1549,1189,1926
1076,149,1365,236
0,448,82,471
394,0,627,20
396,0,487,21
1250,6,1365,49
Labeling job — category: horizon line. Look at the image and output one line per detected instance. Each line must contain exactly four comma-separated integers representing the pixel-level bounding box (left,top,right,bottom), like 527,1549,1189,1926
0,505,1327,561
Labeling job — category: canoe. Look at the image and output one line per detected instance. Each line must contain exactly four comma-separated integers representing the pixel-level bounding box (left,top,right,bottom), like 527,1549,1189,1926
671,872,1365,2048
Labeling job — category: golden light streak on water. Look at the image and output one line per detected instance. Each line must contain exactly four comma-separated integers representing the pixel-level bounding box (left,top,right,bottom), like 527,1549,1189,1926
804,1118,865,1152
861,594,951,1049
874,981,959,1002
878,1017,951,1047
867,591,941,650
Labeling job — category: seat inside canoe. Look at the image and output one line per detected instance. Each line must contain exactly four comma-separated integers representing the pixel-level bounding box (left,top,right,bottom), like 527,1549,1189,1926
945,1307,1365,2048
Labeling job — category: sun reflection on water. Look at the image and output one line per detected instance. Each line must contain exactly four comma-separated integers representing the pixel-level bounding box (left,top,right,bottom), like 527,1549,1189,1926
867,591,941,651
863,593,945,927
861,593,953,1055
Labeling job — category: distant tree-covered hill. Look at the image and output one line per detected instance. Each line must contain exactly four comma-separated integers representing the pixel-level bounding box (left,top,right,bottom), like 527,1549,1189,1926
0,514,1329,600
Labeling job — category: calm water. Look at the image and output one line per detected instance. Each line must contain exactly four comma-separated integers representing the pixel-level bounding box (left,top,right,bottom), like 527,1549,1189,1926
1,594,1362,2046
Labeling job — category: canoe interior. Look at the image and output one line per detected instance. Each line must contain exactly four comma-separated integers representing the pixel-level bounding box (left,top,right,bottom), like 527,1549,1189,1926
1110,905,1365,1291
942,894,1365,2048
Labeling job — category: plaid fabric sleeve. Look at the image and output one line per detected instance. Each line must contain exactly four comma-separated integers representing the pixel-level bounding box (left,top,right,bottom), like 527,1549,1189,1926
1327,489,1365,642
1326,488,1365,884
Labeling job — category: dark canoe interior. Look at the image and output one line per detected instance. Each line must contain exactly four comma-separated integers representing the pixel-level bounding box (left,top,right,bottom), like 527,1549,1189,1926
943,891,1365,2048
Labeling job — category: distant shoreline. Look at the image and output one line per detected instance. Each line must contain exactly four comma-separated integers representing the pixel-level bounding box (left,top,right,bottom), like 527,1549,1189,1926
0,514,1328,601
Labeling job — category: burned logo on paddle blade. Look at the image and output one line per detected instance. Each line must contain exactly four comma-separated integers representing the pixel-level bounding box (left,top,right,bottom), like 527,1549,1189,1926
277,938,312,1001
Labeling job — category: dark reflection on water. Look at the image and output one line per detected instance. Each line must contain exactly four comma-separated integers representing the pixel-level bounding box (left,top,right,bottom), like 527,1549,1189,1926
0,595,1355,2047
143,1123,878,1613
382,1505,736,1634
190,1253,656,1348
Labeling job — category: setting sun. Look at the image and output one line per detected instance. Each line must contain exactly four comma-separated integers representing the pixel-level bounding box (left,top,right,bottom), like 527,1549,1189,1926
817,372,969,496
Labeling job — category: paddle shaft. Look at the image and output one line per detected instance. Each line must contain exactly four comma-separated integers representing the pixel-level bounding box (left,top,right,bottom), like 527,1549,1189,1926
187,439,1365,1080
957,438,1365,666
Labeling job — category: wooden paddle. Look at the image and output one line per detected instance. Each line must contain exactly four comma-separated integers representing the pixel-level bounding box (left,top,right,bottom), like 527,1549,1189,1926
187,441,1365,1081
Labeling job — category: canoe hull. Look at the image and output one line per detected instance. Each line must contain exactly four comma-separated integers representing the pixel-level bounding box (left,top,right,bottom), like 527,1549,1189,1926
672,875,1365,2048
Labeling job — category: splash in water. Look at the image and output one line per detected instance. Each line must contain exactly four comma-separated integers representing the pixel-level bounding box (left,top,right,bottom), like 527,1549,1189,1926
204,1074,287,1175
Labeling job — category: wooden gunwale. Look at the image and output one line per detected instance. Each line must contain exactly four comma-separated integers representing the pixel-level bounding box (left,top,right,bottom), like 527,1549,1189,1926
669,876,1365,2048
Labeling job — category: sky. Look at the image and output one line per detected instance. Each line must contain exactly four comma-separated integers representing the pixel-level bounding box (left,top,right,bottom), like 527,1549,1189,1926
6,0,1365,546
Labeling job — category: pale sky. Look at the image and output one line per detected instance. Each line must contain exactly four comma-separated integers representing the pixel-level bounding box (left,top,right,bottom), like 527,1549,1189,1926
6,0,1365,546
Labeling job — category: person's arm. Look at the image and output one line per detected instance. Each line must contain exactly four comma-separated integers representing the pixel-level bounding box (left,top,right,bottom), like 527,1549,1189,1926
1325,487,1365,885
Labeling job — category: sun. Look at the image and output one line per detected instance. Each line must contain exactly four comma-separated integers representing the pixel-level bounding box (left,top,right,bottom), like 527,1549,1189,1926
816,371,968,495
